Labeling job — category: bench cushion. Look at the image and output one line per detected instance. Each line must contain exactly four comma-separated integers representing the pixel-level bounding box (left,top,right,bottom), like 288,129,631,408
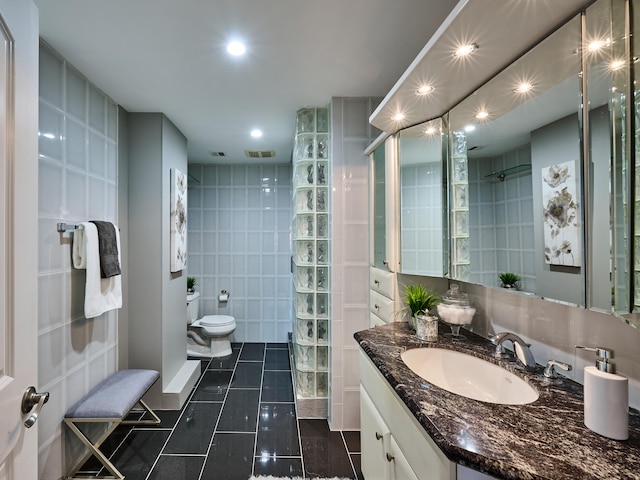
65,369,159,419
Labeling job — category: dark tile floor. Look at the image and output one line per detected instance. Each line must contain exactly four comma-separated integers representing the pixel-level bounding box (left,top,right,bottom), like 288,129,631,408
78,342,362,480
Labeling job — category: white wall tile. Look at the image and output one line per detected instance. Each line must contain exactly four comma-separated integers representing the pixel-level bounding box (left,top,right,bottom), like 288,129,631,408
38,326,65,387
39,47,63,109
38,273,66,332
89,86,106,133
38,44,121,479
188,164,294,341
39,161,64,216
65,169,87,219
39,103,64,162
65,67,86,122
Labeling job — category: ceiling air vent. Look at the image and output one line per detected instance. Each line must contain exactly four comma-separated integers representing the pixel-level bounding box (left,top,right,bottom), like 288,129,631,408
245,150,276,159
210,151,226,157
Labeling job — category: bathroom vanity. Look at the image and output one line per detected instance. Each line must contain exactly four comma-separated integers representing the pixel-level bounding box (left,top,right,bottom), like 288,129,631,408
355,323,640,479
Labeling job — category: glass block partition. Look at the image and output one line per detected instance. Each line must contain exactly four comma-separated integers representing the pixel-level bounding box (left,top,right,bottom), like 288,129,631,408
450,130,471,280
292,107,330,416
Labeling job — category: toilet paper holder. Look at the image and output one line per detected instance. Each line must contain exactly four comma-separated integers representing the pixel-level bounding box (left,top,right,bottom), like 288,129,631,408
218,290,230,302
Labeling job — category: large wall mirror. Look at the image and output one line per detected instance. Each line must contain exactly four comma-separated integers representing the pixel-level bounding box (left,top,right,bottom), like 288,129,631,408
448,15,586,305
388,0,639,328
372,143,387,270
398,118,448,276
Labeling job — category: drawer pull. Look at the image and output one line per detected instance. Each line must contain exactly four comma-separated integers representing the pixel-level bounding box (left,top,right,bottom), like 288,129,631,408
374,304,380,310
374,280,380,285
375,432,383,440
386,452,395,462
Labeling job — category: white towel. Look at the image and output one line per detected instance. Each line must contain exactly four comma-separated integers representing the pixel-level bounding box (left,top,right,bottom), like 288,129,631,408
72,222,122,319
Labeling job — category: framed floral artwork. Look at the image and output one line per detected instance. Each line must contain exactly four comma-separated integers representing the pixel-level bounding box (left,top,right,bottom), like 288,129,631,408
542,160,580,266
170,167,187,272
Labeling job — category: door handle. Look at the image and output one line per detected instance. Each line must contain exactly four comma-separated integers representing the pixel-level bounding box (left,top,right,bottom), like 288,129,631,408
21,386,49,428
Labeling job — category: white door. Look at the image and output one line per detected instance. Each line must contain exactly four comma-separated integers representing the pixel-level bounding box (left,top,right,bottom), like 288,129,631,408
0,1,40,479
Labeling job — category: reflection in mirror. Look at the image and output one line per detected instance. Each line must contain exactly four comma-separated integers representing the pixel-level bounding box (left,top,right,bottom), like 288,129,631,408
372,143,387,270
448,15,585,306
398,118,447,275
585,0,627,313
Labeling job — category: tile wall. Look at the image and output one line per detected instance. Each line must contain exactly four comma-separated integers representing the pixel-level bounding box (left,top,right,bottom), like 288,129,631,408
186,164,293,342
468,145,535,292
330,97,381,430
37,42,120,479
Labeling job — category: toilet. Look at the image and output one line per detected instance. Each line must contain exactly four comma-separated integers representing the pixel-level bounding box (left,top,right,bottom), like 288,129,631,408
186,292,236,358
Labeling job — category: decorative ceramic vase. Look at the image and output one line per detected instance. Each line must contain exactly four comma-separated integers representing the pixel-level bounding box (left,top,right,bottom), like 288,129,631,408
416,314,439,342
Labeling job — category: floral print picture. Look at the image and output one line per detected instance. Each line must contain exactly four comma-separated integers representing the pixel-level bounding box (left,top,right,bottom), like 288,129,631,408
171,168,187,272
542,160,580,266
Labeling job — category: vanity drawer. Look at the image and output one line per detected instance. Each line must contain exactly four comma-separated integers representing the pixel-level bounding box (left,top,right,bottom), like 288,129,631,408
370,311,388,327
370,267,396,298
370,290,395,322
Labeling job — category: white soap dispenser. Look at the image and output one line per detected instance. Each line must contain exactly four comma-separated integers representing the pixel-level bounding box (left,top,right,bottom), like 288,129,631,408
576,345,628,441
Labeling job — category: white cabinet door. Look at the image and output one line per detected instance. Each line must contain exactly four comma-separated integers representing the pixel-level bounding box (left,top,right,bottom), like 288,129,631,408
361,387,390,480
0,0,40,478
389,436,419,480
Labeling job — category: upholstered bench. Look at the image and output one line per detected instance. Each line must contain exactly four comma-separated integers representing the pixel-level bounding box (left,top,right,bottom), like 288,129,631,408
64,369,161,480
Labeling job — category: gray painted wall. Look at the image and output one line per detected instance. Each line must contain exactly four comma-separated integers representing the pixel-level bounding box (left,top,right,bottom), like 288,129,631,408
531,113,584,305
127,113,193,408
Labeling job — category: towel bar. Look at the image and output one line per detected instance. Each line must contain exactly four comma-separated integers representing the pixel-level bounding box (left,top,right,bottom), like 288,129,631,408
57,222,84,232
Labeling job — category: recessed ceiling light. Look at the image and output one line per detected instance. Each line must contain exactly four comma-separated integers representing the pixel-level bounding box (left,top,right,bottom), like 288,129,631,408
475,111,489,120
514,82,534,93
424,127,437,136
250,129,263,138
464,125,476,133
454,43,479,58
416,85,435,95
391,113,405,121
227,41,246,56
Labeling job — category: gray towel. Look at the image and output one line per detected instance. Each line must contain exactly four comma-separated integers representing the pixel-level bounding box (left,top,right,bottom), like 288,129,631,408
90,221,121,278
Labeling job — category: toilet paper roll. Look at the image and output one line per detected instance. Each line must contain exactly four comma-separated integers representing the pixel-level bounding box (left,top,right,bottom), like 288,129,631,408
584,366,628,440
218,292,229,303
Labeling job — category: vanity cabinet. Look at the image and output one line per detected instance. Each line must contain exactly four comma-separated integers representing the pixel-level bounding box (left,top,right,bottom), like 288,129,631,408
369,267,397,326
361,387,420,480
360,349,497,480
360,350,454,480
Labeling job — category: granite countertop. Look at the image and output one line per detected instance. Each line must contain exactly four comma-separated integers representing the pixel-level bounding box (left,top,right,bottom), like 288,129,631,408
354,322,640,480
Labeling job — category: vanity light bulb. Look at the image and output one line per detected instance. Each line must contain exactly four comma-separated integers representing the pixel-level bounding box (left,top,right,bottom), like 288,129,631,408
454,43,479,57
588,38,610,52
416,85,435,95
515,82,533,93
610,59,625,71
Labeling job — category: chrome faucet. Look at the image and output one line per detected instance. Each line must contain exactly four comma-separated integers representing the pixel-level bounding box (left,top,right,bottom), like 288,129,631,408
490,332,537,371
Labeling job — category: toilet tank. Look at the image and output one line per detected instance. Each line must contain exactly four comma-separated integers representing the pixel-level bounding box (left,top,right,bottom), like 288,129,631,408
187,291,200,324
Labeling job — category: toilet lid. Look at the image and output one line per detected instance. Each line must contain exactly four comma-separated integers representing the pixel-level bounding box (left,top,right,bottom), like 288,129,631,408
200,315,235,327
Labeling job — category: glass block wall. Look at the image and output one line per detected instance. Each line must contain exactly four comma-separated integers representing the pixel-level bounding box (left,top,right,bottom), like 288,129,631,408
292,107,330,415
450,131,470,280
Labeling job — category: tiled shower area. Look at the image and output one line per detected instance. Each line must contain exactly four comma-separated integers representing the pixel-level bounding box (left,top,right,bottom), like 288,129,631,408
186,164,293,343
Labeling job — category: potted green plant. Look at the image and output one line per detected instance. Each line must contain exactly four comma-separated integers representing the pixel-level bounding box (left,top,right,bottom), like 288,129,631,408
498,272,521,290
187,276,197,294
401,283,440,334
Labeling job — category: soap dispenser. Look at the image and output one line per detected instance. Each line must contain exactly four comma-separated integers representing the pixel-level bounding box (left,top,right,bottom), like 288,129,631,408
576,345,628,441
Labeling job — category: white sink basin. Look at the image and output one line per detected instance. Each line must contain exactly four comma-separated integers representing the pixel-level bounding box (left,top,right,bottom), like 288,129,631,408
401,348,539,405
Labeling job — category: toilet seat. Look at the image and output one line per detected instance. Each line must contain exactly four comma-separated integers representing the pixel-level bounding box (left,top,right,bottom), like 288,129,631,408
199,315,235,327
192,315,236,337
